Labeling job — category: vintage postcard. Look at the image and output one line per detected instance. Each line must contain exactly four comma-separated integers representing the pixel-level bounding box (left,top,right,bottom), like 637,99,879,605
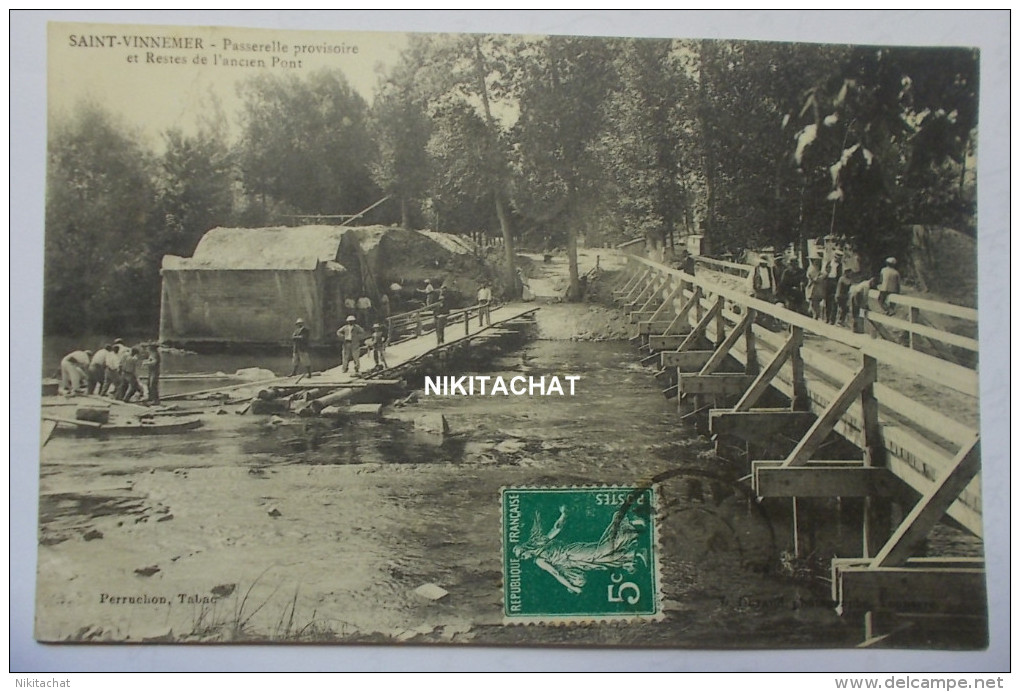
31,16,992,654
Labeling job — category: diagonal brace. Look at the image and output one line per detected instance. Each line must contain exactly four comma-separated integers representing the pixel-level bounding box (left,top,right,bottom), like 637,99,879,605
734,326,802,411
781,356,877,467
872,436,981,567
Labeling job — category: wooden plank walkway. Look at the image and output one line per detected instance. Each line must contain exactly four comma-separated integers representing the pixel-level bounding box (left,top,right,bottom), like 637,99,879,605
281,303,539,388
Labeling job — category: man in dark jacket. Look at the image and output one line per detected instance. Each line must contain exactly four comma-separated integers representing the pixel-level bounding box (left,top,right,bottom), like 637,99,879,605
290,318,312,377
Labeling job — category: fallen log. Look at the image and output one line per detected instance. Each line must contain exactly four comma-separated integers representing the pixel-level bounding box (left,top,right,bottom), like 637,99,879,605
42,414,103,428
160,375,294,402
307,388,356,414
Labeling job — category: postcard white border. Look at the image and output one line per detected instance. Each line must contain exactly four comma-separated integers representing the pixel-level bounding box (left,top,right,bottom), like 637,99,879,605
10,9,1010,672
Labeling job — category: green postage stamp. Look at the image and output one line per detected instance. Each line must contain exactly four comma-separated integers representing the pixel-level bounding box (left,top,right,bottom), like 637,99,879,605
501,487,660,622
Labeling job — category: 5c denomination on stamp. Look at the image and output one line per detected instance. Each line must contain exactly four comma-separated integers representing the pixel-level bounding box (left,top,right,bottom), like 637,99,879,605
501,486,660,622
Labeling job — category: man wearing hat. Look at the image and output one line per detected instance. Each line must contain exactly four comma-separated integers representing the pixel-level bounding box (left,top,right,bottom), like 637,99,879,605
336,314,367,376
370,323,388,371
290,318,312,377
420,279,435,307
476,281,492,326
877,257,901,316
748,256,776,303
822,250,845,324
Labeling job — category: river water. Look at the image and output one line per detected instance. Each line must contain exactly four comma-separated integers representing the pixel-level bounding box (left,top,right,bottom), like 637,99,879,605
36,311,858,647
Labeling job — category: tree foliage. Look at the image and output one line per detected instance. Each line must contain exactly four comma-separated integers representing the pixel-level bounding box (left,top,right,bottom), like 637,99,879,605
44,36,980,335
369,55,433,229
156,128,234,259
45,103,158,334
236,70,379,221
511,36,619,299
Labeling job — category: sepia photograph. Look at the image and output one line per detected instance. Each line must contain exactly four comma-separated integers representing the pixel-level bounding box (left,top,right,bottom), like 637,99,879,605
12,10,1009,672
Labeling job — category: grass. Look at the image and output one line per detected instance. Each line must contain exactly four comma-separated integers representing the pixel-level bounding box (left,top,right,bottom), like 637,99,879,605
183,567,354,642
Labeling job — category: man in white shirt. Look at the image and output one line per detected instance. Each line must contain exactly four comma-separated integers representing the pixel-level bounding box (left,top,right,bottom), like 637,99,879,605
477,282,492,326
88,344,111,394
748,257,775,302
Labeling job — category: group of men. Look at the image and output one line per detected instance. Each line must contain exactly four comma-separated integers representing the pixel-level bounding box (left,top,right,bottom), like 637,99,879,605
749,253,901,331
340,293,392,335
58,339,161,404
290,279,494,377
290,315,388,378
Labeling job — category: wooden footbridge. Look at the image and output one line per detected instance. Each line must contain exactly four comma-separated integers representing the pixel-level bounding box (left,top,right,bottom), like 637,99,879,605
158,302,540,411
613,253,983,646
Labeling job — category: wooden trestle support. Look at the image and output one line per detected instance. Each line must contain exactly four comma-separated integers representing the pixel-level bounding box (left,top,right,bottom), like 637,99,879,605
613,254,985,647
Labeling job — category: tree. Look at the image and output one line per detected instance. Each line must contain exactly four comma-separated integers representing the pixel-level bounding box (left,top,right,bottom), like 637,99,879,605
789,45,979,268
511,36,618,300
369,50,433,230
155,127,234,259
45,102,159,334
405,34,519,292
235,70,379,221
603,38,700,251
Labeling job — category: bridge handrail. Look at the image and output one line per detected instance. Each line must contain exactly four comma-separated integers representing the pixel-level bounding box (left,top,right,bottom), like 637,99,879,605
626,255,981,534
874,290,978,322
670,275,982,524
695,255,750,275
690,253,977,323
626,254,979,396
386,300,496,345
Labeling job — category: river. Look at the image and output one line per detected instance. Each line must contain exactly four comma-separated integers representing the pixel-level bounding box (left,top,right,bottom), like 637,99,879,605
36,307,857,647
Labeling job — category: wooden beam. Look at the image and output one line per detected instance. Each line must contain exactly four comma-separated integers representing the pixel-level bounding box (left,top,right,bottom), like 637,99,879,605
872,436,981,568
744,309,759,376
661,350,714,370
733,327,802,412
676,295,724,353
789,327,808,411
647,333,691,351
662,383,679,400
42,414,103,429
709,409,815,439
647,283,685,323
833,563,986,615
638,320,674,335
660,286,701,336
653,367,677,384
635,278,667,313
698,310,753,376
678,374,752,396
613,269,643,297
781,356,877,467
629,310,657,324
625,277,658,310
752,462,900,498
617,270,651,304
869,310,979,353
